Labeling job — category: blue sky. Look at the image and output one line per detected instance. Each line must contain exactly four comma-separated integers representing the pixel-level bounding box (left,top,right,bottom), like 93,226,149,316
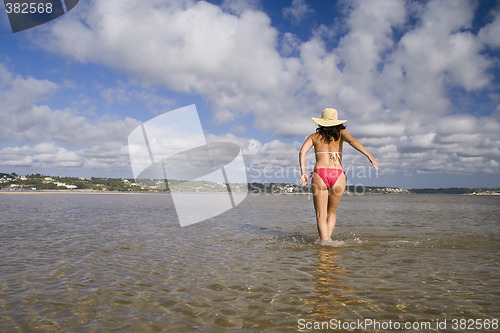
0,0,499,188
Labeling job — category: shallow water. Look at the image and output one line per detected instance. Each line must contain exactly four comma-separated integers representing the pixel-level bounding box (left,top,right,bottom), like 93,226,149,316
0,192,499,332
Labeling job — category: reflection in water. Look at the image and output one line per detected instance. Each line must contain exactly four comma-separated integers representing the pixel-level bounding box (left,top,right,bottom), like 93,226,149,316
310,247,355,321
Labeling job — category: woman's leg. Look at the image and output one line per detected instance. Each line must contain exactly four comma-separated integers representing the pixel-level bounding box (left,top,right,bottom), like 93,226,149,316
326,173,346,238
312,172,330,240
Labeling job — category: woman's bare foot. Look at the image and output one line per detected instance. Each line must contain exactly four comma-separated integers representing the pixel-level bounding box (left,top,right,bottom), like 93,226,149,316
317,238,345,247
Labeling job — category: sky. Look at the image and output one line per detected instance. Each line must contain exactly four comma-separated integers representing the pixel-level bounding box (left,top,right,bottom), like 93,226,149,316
0,0,499,189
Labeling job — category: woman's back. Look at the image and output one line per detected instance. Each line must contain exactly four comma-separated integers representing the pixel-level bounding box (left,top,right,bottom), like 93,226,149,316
310,131,344,169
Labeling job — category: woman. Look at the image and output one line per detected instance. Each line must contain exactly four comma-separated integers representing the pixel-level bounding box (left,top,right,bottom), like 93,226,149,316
299,108,378,245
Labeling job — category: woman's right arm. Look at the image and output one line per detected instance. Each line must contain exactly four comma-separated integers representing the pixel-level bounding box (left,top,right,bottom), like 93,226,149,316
342,130,379,170
299,135,314,185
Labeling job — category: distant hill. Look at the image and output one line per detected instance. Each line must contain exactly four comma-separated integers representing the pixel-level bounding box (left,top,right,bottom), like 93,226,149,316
1,172,498,195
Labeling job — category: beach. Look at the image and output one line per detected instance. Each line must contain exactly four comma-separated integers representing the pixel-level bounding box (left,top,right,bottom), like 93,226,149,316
0,192,498,332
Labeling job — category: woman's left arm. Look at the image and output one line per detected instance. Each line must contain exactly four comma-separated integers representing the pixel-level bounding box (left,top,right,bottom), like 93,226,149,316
342,129,378,170
299,135,313,185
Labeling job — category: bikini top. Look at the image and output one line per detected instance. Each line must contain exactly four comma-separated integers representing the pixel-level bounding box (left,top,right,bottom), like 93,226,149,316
315,151,342,160
315,151,343,166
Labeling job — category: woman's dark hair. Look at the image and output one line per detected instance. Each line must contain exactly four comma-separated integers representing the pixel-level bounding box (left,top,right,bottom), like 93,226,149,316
316,124,346,144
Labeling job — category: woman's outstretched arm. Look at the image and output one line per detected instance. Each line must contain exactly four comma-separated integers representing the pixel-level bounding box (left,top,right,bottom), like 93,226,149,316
341,130,379,170
299,135,313,185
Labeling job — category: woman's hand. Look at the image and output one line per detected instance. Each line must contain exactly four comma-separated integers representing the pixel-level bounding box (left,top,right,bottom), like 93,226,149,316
369,156,379,170
299,174,309,186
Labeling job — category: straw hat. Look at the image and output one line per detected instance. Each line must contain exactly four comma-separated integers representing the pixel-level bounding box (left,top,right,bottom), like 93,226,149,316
312,108,347,127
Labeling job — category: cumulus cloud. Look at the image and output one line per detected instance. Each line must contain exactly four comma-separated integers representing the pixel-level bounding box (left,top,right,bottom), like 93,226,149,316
32,0,315,136
221,0,260,16
0,64,140,175
0,64,141,146
478,8,500,48
283,0,314,24
206,133,308,182
0,142,132,175
36,1,497,128
100,81,175,115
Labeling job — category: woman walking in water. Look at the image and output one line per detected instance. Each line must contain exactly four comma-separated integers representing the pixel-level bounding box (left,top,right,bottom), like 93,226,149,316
299,108,378,245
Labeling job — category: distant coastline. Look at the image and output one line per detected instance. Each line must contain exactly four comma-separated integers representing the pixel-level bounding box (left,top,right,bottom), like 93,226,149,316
1,172,499,195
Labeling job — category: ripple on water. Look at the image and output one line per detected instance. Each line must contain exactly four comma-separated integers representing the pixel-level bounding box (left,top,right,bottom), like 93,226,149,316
0,193,498,331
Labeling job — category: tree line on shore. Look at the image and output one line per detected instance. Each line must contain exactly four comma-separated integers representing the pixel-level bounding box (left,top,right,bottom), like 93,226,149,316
2,172,498,194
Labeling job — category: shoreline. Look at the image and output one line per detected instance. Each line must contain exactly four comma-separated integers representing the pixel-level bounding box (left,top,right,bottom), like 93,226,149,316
0,190,169,195
1,190,499,196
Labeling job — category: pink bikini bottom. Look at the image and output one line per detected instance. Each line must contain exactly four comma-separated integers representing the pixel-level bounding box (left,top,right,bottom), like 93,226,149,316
312,168,345,188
